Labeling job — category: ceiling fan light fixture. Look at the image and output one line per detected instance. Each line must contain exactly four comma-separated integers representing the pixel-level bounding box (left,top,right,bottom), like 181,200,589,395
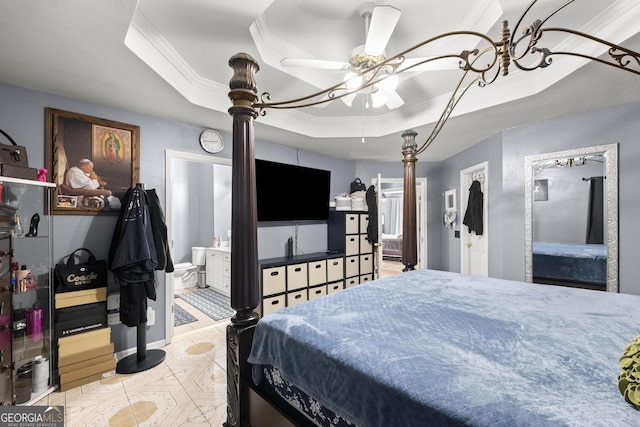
371,89,387,108
377,72,398,93
344,71,363,90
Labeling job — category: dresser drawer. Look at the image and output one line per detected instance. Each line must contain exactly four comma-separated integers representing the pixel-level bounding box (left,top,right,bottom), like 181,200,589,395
345,214,360,234
308,285,327,300
308,260,326,286
360,274,373,284
263,295,285,316
359,214,369,233
287,289,307,306
287,263,308,290
360,254,373,275
359,234,372,254
345,255,359,278
345,235,359,256
263,266,286,295
327,281,344,294
345,277,359,288
327,257,344,282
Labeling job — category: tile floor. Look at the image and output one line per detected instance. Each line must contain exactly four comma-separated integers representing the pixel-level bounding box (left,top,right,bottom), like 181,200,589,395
35,297,229,427
33,268,405,427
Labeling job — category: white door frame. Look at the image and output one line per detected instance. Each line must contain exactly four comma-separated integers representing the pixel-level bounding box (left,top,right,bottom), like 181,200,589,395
459,162,488,276
371,177,427,275
164,150,231,344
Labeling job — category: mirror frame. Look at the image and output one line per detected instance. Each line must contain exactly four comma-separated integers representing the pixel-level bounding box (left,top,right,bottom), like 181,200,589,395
524,143,618,292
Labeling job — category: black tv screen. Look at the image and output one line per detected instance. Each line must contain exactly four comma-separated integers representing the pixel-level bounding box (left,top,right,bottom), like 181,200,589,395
255,159,331,222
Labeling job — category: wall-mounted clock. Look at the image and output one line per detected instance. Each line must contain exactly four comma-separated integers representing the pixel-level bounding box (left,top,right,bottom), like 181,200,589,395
199,129,224,154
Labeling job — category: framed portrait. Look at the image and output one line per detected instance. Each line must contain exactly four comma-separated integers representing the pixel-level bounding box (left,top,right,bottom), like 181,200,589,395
45,108,140,215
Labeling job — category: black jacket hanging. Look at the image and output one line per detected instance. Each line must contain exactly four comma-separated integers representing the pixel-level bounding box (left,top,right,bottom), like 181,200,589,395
108,185,173,327
463,180,484,236
365,185,379,245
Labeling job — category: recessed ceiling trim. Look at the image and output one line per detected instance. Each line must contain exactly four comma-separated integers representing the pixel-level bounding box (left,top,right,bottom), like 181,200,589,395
125,9,229,112
125,0,640,142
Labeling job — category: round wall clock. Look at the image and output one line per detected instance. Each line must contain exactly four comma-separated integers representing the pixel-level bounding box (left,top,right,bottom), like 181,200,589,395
199,129,224,154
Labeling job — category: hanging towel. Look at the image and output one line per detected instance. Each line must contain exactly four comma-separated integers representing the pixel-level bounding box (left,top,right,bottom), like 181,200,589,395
463,180,484,235
586,176,604,244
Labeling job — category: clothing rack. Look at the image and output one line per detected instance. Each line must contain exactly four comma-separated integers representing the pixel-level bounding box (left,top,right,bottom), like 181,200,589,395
114,183,167,374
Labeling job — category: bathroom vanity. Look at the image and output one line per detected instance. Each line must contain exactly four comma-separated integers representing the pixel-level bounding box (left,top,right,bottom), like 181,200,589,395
205,247,230,296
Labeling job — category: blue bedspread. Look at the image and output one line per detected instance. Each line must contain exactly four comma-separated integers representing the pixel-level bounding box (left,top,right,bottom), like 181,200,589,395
533,242,606,285
248,269,640,426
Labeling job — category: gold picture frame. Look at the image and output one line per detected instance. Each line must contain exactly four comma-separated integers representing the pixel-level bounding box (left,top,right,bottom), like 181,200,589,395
45,108,140,215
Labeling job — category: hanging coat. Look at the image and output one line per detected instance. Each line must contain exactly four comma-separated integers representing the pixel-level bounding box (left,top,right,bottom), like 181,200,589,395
108,186,158,326
366,185,379,245
146,189,174,273
463,180,483,236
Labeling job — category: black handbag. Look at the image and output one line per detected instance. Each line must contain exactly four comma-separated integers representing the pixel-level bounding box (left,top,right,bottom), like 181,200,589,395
350,177,367,193
54,248,108,293
0,129,29,166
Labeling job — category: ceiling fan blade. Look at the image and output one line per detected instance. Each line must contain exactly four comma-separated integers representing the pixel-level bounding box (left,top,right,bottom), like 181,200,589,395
281,57,350,70
384,90,404,109
364,5,401,57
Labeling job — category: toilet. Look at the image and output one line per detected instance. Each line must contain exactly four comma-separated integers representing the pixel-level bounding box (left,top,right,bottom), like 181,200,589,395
173,262,199,290
173,247,207,290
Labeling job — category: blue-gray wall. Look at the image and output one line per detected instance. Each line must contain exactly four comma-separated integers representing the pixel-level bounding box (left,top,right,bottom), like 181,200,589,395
0,82,356,354
356,100,640,295
4,79,640,356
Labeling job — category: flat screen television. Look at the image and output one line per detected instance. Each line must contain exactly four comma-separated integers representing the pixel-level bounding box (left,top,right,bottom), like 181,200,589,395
255,159,331,222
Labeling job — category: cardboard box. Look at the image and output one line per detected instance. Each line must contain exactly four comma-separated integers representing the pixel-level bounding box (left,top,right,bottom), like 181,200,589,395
55,287,106,309
58,343,114,367
58,328,111,359
58,351,115,375
59,368,116,392
60,357,116,384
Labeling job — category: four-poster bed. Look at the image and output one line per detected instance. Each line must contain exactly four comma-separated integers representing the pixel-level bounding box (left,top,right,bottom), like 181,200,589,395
224,1,640,425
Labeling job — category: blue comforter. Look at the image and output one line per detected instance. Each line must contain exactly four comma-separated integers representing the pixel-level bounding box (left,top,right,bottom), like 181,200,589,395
248,269,640,426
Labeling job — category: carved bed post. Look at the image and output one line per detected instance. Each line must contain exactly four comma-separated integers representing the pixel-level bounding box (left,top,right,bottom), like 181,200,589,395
225,53,261,427
401,129,418,271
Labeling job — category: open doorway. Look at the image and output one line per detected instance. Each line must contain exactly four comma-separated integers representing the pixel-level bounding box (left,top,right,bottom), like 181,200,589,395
372,177,427,278
164,150,232,343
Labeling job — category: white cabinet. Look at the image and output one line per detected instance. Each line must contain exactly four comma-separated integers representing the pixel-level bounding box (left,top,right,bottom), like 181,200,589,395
205,247,230,296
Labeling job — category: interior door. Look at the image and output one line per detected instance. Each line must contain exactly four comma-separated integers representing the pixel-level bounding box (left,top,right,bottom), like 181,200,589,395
460,162,488,276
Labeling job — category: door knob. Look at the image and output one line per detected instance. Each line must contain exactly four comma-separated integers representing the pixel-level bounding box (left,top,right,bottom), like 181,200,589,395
467,242,473,248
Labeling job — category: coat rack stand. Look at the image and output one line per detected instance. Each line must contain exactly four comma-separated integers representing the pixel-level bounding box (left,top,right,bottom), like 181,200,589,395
116,323,166,374
112,183,168,374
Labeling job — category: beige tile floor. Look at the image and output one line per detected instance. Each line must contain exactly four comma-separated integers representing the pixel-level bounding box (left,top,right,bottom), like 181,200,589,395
35,297,229,427
33,268,405,427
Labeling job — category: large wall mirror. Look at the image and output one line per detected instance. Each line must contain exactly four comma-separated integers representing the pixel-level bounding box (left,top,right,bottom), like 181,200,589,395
524,144,618,292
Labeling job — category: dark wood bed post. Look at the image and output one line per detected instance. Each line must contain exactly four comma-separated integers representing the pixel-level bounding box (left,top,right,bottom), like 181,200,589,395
401,129,418,271
225,53,261,427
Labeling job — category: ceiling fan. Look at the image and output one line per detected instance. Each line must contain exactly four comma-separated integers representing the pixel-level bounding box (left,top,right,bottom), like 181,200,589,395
280,2,405,109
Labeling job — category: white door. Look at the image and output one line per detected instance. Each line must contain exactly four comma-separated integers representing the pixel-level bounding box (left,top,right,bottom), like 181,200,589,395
371,176,427,278
460,162,488,276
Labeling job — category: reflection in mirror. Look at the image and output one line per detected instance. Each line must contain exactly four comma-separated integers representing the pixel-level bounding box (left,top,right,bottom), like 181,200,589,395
525,144,618,292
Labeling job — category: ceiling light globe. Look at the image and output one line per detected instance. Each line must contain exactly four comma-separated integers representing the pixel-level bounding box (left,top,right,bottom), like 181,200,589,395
344,72,363,90
378,73,398,93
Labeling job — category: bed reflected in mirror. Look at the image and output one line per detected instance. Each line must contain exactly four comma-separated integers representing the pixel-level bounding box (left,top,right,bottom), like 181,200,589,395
524,144,618,292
